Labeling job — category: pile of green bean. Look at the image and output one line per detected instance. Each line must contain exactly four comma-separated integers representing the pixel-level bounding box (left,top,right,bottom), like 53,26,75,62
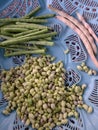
0,55,93,130
0,6,57,57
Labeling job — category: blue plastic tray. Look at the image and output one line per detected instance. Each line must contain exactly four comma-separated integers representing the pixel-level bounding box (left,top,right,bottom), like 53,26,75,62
0,0,98,130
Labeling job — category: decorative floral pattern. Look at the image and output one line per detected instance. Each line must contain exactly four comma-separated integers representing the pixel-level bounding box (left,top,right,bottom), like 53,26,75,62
13,115,29,130
89,79,98,107
0,0,98,130
12,55,25,65
0,0,23,18
64,34,87,62
50,0,98,19
50,23,63,39
65,69,81,86
89,23,98,35
0,0,40,18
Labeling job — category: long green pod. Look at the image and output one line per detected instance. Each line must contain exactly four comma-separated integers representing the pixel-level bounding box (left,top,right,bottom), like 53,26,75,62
23,6,41,18
0,32,57,46
14,29,48,39
35,13,56,19
15,22,50,29
1,45,40,50
45,37,52,40
8,41,54,46
0,18,47,23
13,29,39,37
8,45,39,50
0,35,11,40
39,37,52,41
25,41,54,46
0,46,24,51
0,23,5,27
4,49,46,57
0,23,7,27
0,22,10,27
1,27,28,33
0,30,13,37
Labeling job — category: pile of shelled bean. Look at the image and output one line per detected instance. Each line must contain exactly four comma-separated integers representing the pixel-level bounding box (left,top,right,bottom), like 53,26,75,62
0,55,93,130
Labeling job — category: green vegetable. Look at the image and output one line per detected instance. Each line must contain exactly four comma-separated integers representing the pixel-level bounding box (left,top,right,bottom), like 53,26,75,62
0,18,47,23
0,43,48,51
1,27,28,33
26,41,54,46
0,46,24,51
0,35,11,40
35,14,56,19
77,62,97,76
1,55,93,130
0,32,57,46
13,29,39,37
4,49,46,57
15,22,49,29
0,6,56,57
0,22,9,27
24,6,41,19
14,28,49,39
0,30,13,37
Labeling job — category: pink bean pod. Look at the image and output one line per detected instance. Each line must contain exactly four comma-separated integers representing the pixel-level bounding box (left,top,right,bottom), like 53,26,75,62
48,5,97,54
76,12,98,43
56,15,98,68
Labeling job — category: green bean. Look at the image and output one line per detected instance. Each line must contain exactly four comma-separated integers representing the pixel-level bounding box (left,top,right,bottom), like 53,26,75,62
8,45,37,50
0,18,47,23
14,29,49,39
0,46,24,51
4,49,46,57
8,41,54,46
0,23,6,27
1,44,41,51
35,14,56,19
13,29,39,37
0,30,13,37
0,35,11,40
0,22,10,27
1,27,28,33
0,32,57,46
44,37,52,40
39,37,52,41
9,41,54,46
29,40,54,46
15,22,50,29
23,6,41,18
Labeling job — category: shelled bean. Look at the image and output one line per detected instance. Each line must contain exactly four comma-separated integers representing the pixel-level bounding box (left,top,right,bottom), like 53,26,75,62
77,62,97,75
1,55,93,130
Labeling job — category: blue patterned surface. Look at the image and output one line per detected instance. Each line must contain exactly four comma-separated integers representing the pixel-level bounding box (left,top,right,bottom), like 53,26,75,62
0,0,98,130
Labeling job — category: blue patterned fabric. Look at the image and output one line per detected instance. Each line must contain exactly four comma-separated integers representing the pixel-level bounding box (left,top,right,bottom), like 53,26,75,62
0,0,98,130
